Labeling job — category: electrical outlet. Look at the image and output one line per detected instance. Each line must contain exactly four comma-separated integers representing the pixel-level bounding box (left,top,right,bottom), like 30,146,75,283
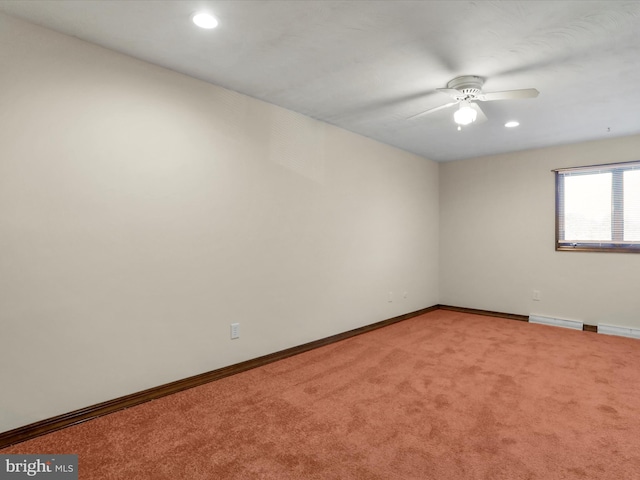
230,323,240,339
388,292,393,303
403,291,408,299
532,290,541,301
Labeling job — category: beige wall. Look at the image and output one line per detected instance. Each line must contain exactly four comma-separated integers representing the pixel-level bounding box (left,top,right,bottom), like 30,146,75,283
440,135,640,328
0,14,440,433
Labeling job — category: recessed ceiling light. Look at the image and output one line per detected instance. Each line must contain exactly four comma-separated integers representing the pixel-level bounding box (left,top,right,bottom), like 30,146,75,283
192,12,218,29
505,121,520,128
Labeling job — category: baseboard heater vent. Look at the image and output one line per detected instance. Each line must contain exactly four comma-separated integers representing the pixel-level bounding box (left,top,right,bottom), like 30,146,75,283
528,315,583,330
597,323,640,339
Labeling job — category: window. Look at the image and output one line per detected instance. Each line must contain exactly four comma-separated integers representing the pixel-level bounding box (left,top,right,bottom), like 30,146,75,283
555,160,640,253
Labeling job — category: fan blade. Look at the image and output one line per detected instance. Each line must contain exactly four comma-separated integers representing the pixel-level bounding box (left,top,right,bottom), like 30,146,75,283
436,88,463,99
477,88,539,101
471,102,488,123
407,101,459,120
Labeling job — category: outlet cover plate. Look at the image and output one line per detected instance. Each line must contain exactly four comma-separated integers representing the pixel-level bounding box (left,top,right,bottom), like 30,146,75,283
230,323,240,339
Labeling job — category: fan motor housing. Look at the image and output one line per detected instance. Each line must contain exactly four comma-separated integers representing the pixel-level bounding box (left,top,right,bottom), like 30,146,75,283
447,75,484,99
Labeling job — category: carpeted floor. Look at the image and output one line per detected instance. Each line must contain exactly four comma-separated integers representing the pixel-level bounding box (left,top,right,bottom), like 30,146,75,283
3,309,640,479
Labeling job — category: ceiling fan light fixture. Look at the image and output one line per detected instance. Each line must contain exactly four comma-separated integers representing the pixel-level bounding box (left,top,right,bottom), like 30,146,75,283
453,102,477,126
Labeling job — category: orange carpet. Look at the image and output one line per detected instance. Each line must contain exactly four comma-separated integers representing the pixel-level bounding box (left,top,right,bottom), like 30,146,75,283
3,310,640,479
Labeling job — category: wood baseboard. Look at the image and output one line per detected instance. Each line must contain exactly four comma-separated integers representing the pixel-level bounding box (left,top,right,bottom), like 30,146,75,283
438,304,599,333
0,305,438,449
437,304,529,322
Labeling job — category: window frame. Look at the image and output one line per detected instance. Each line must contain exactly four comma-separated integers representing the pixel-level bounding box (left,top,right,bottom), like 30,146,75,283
554,160,640,253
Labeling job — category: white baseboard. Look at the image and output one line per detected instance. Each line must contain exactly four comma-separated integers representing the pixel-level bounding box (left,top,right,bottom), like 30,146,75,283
597,323,640,339
528,314,583,330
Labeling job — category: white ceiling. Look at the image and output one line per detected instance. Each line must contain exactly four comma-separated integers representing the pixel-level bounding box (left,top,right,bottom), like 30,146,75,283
1,0,640,162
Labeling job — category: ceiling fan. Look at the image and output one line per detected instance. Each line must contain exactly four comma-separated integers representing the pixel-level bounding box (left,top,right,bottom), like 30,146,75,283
409,75,539,127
